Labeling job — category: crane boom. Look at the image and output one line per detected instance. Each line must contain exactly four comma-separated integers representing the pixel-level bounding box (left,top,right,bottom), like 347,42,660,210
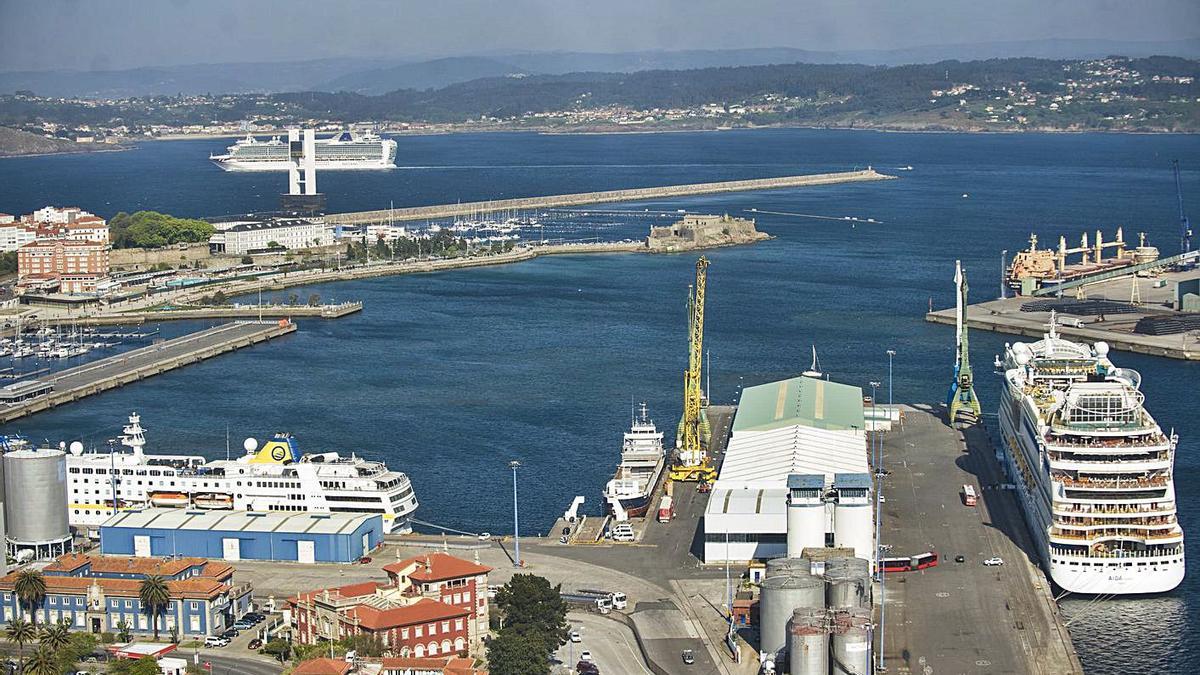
1175,160,1192,255
671,257,717,482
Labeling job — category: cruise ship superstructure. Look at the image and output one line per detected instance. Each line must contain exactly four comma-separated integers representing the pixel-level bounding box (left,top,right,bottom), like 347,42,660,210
65,414,418,534
603,403,666,520
997,315,1184,594
210,130,397,171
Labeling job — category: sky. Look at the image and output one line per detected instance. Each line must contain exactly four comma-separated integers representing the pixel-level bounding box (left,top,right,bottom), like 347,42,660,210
0,0,1198,72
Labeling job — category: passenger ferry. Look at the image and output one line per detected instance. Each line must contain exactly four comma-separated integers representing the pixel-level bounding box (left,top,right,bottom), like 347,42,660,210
603,403,666,520
209,130,397,171
997,314,1184,594
64,413,418,534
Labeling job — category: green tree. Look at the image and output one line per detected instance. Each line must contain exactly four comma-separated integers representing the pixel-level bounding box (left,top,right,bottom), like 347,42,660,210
109,211,214,249
5,617,36,671
337,633,384,657
240,255,254,265
0,251,17,276
39,619,71,652
23,645,59,675
108,655,162,675
494,574,570,653
267,240,282,249
262,638,291,664
117,619,132,643
211,290,228,305
307,293,321,306
487,629,550,675
138,575,171,641
14,569,47,627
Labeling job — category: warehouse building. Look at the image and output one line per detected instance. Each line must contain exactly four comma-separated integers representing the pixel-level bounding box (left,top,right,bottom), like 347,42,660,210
100,509,382,563
703,375,872,564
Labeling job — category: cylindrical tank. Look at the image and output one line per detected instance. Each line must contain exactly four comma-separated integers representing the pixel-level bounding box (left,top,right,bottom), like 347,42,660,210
831,608,872,675
759,571,825,659
3,448,69,547
788,607,829,675
833,500,873,561
786,499,825,557
825,557,871,610
766,556,811,579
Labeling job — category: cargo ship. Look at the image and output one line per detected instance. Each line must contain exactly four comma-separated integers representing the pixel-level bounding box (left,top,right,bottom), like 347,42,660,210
210,130,397,171
603,403,666,520
62,413,418,534
996,315,1184,594
1006,228,1159,295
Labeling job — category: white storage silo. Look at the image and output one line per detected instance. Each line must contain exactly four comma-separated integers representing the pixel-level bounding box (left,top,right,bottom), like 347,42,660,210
4,446,70,560
786,474,826,557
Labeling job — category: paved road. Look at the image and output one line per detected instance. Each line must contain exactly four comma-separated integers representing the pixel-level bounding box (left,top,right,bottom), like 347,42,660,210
198,652,285,675
555,611,652,675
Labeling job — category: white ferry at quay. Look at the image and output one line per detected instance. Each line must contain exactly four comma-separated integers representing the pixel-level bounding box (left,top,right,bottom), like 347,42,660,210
997,315,1184,594
64,414,418,534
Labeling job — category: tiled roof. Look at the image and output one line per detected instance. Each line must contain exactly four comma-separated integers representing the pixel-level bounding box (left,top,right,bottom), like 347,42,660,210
46,553,228,579
383,553,491,582
292,658,352,675
293,581,388,605
0,573,227,600
351,598,468,631
381,656,481,674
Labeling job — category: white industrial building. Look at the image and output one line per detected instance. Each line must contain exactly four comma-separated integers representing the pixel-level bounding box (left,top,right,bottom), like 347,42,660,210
703,375,873,564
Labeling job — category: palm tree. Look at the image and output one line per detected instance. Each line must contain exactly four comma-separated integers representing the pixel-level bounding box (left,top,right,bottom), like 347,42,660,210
138,575,171,641
4,617,35,671
39,619,71,652
22,645,59,675
14,569,47,628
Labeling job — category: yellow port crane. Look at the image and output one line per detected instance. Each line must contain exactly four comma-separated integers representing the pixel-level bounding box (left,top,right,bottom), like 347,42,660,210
670,256,717,483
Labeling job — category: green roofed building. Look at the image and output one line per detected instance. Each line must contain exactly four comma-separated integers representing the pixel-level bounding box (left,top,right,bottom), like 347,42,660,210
704,375,872,563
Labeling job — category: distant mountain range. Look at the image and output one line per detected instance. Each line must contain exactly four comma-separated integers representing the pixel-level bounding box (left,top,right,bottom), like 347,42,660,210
2,38,1199,98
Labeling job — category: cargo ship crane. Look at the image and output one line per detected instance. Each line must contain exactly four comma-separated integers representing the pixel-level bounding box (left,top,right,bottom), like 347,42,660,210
947,260,981,423
671,257,717,482
1174,160,1192,255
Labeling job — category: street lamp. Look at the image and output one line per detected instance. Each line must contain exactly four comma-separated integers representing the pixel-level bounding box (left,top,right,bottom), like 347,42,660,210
886,350,895,416
510,460,523,568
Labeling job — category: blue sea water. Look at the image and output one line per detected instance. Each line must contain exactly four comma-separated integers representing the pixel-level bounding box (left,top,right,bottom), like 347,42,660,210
2,129,1199,673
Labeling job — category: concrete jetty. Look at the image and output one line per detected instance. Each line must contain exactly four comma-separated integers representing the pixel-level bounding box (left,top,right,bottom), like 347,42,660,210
325,169,895,225
0,321,296,423
926,269,1200,361
78,302,362,325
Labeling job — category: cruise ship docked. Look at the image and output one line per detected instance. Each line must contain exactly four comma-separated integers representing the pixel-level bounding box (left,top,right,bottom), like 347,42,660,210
209,130,398,171
997,315,1184,594
603,404,666,520
64,414,418,534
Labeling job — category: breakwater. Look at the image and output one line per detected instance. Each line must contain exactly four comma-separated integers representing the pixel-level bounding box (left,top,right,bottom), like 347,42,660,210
324,169,895,225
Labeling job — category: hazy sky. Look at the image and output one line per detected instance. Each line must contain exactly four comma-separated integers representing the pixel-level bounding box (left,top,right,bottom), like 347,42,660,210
1,0,1197,72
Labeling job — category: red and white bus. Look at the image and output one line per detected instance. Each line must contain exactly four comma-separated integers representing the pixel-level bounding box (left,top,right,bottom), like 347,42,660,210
962,484,977,506
881,551,939,573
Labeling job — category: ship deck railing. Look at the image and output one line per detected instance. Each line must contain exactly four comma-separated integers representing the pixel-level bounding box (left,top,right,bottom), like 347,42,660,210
1049,545,1184,559
1054,515,1177,528
1049,527,1183,543
1055,473,1169,489
1044,433,1168,449
1054,502,1176,516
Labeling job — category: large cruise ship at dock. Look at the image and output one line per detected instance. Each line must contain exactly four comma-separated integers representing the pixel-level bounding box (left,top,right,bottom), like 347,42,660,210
63,413,418,534
603,403,666,520
997,315,1184,594
210,130,397,171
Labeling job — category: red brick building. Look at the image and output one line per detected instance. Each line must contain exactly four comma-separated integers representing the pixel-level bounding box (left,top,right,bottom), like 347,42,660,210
17,239,110,293
289,553,491,659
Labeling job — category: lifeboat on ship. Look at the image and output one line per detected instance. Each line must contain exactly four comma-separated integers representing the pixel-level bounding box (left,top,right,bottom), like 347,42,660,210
193,493,234,509
148,492,189,507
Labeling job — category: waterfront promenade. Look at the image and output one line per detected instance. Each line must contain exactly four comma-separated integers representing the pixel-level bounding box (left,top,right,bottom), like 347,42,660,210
325,168,896,225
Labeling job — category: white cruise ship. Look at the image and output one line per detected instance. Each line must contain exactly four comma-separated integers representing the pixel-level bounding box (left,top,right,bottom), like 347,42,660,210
64,413,418,534
209,130,397,171
997,315,1184,594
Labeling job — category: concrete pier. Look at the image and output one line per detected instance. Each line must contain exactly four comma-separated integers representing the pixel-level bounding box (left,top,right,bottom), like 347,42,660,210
925,269,1200,360
325,169,896,225
880,405,1083,675
0,321,296,423
79,302,362,324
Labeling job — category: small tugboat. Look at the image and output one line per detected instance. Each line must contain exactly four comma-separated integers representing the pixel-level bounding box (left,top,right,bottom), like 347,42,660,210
603,403,666,520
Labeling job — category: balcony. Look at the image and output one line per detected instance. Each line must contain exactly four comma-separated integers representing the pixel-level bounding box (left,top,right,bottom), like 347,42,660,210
1055,473,1169,490
1048,527,1184,545
1050,545,1183,559
1054,502,1176,517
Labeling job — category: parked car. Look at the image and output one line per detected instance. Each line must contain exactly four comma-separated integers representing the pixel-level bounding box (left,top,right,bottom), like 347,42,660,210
576,662,599,675
359,556,372,564
233,620,255,631
569,630,582,643
247,639,263,650
219,628,238,639
579,651,593,662
954,555,966,563
203,636,230,648
682,649,696,665
983,557,1005,566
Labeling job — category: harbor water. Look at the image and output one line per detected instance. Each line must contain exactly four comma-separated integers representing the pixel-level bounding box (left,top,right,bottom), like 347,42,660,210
2,128,1199,673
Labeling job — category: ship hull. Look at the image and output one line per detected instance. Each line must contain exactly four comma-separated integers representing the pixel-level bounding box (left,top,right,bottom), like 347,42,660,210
211,158,396,171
